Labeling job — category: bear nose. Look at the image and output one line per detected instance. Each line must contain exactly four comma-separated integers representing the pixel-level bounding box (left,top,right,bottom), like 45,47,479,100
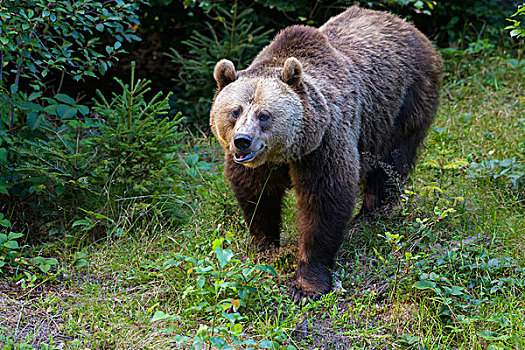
234,134,252,151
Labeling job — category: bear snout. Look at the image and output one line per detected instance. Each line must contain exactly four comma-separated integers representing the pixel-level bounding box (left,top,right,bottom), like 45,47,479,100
233,134,252,152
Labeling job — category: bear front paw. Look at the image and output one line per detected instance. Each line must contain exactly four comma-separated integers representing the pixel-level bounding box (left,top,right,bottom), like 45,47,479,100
290,275,331,304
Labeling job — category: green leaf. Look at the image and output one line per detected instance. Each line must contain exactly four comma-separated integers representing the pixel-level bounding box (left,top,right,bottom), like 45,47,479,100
185,154,199,166
413,280,436,290
215,247,234,268
448,285,465,296
28,91,42,101
174,335,191,344
150,310,179,322
55,93,76,105
43,104,58,115
209,337,226,349
7,232,23,240
231,323,243,334
19,101,43,112
27,112,45,130
73,259,88,268
77,105,89,116
238,287,248,299
510,29,522,37
4,240,19,250
477,330,509,341
56,104,77,119
212,238,223,251
242,339,257,346
96,23,104,32
38,263,51,273
414,0,424,9
0,216,8,227
259,340,273,349
72,219,93,227
56,185,65,197
256,264,277,277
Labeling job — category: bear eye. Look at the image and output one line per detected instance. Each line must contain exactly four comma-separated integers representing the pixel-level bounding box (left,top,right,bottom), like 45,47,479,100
230,108,241,120
257,111,271,122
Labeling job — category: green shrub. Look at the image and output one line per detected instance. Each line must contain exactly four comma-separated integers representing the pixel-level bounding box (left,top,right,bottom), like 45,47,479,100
506,3,525,39
0,1,192,240
3,62,185,240
90,63,186,224
0,0,149,236
0,0,146,131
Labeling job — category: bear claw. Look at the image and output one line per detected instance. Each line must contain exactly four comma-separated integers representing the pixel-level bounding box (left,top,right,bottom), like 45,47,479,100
290,279,327,305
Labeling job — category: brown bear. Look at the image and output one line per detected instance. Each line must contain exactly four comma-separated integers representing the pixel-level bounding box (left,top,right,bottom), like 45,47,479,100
209,6,442,302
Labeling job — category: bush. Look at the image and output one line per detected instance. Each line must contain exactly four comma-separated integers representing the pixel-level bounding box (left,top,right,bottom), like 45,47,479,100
0,0,149,236
90,63,186,224
3,62,185,239
0,0,145,130
0,1,192,240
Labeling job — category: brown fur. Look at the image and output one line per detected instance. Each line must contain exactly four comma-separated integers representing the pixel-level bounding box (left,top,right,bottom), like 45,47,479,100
210,6,442,302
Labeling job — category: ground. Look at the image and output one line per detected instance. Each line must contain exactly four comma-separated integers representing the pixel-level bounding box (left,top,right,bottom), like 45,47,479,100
1,54,524,349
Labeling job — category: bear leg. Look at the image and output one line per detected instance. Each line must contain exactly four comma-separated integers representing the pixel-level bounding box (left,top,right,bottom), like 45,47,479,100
290,151,358,302
360,142,416,217
225,155,291,250
360,81,436,217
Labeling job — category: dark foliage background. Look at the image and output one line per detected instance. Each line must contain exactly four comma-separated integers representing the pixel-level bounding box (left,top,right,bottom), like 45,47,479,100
129,0,517,125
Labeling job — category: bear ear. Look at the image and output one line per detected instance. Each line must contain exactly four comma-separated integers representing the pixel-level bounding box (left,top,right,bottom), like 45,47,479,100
281,57,302,86
214,59,237,89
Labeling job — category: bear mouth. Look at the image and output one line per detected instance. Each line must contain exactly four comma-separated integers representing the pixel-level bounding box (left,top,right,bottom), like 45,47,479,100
233,151,256,163
233,145,265,164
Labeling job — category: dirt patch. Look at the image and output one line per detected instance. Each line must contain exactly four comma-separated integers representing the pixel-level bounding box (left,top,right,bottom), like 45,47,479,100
0,282,76,347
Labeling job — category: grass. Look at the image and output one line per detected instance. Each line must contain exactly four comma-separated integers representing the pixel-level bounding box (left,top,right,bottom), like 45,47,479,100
1,53,524,349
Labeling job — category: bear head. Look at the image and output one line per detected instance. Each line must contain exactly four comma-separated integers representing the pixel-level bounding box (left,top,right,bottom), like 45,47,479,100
210,57,307,168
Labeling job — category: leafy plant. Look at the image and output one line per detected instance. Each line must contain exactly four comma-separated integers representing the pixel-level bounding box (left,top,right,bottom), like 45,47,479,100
148,231,288,349
468,158,524,190
0,212,64,290
506,3,525,39
3,62,186,240
0,0,150,239
411,248,524,340
91,62,185,221
0,0,146,129
0,213,24,271
0,0,144,82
